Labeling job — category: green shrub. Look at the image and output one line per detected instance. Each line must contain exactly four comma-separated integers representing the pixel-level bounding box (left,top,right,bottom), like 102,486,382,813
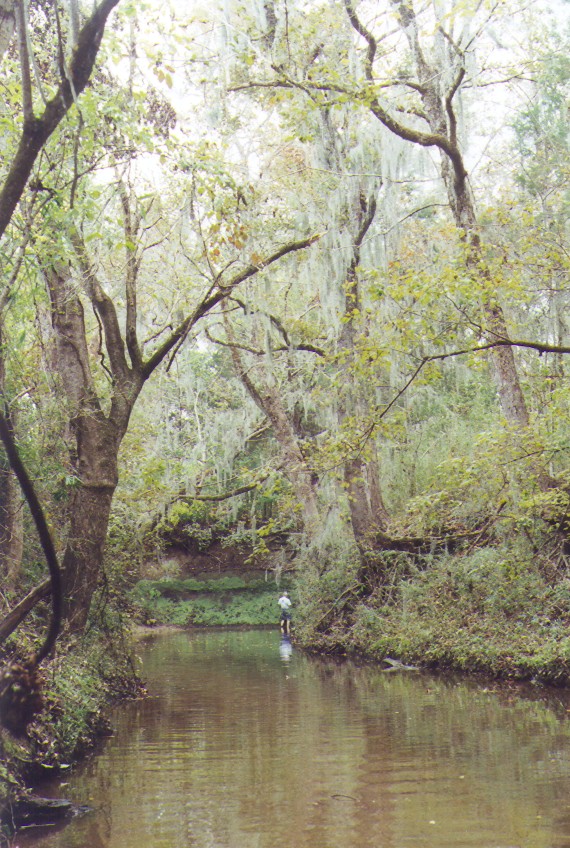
294,539,570,684
128,575,288,627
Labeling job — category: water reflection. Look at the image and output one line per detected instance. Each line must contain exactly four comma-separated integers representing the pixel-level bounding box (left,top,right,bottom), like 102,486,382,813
16,629,570,848
279,636,293,662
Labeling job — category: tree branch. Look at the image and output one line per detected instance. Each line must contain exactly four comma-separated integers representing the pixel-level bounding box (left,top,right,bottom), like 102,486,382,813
69,228,133,388
0,0,121,239
372,336,570,433
445,67,465,147
343,0,376,81
229,295,326,356
142,232,322,380
0,578,50,645
0,409,61,663
118,180,143,370
179,478,270,503
344,0,467,179
206,325,326,358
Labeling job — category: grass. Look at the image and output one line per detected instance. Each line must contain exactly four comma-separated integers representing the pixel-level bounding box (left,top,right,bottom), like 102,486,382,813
129,574,289,627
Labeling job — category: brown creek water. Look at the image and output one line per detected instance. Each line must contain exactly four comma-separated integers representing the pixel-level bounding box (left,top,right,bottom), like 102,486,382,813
15,628,570,848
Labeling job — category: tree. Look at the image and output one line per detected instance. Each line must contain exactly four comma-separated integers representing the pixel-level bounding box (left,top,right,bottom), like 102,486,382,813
0,0,125,673
36,149,319,628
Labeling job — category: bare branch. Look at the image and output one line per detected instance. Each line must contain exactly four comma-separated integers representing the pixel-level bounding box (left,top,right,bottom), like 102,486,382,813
343,0,376,81
340,2,467,174
0,579,50,645
446,67,465,147
205,327,265,356
180,477,270,503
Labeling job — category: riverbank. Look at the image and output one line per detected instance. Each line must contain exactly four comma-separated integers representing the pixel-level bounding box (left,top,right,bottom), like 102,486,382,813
128,572,290,628
293,542,570,686
0,626,142,844
297,608,570,685
3,537,570,841
125,534,570,685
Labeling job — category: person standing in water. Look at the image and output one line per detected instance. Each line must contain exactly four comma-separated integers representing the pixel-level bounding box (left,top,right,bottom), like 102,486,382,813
278,591,292,635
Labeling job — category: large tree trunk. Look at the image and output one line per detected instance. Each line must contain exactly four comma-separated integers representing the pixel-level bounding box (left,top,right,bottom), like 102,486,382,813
44,265,136,630
60,395,125,630
60,483,115,631
0,0,121,642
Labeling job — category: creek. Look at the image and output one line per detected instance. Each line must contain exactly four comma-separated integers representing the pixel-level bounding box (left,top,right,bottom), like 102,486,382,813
16,628,570,848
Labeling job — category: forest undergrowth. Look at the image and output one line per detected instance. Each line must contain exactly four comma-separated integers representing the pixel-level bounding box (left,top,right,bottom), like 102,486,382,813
294,536,570,686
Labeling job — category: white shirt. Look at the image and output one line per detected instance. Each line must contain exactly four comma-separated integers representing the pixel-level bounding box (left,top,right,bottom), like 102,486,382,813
278,595,292,611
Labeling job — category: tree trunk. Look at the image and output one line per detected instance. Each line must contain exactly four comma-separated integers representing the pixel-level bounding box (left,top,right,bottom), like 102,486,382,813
60,482,115,631
337,192,389,553
258,384,321,536
0,324,23,595
314,108,390,552
44,265,134,630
